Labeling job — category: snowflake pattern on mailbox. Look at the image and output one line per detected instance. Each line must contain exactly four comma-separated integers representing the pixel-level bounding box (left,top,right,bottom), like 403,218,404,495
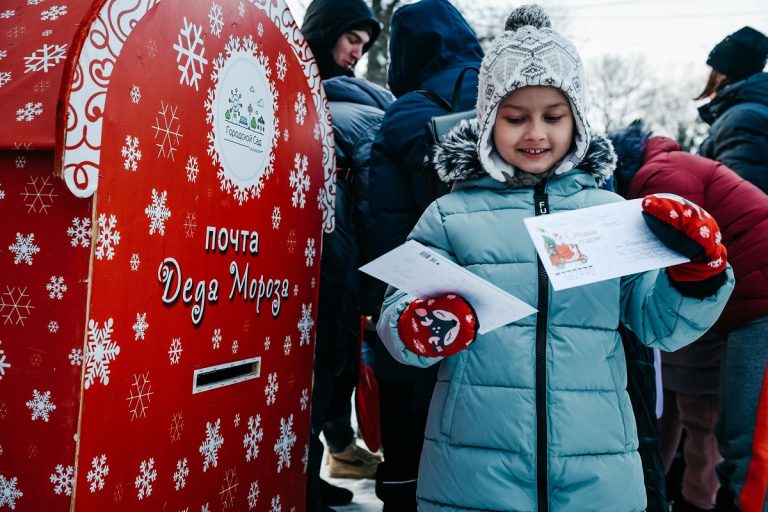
0,0,333,510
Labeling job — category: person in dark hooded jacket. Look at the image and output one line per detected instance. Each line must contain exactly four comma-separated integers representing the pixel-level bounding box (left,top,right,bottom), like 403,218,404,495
302,0,380,80
609,119,768,512
696,26,768,194
365,1,483,510
301,2,391,511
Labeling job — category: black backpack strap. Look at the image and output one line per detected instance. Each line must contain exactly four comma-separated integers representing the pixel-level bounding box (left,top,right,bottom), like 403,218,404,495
415,88,452,111
450,66,480,110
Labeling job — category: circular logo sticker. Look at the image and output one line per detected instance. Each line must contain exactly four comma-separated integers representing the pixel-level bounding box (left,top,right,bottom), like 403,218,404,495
207,36,279,204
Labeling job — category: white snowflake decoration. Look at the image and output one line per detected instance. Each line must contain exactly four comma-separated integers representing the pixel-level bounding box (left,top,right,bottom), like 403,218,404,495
173,458,189,490
212,328,222,349
302,444,309,473
68,348,83,367
257,22,264,37
304,238,315,267
0,71,10,88
46,275,67,299
276,53,287,81
231,339,239,354
248,481,260,509
1,286,33,326
264,372,278,405
152,102,183,160
9,232,40,265
168,338,182,365
121,135,142,172
67,217,92,247
264,336,271,351
273,414,296,472
289,153,310,208
133,312,148,340
40,5,67,20
84,318,120,389
199,418,224,471
220,468,239,510
239,2,245,16
293,93,308,126
234,413,241,427
14,155,25,169
134,458,157,500
0,475,23,509
27,389,56,422
24,43,67,73
271,206,281,229
208,3,223,38
243,414,263,461
0,342,9,380
21,175,57,213
130,85,141,104
298,303,314,346
127,372,153,420
283,335,291,355
271,495,282,512
130,253,140,271
145,189,171,236
95,214,121,261
50,464,74,496
174,17,208,90
186,155,199,182
87,454,109,492
300,388,308,411
48,320,59,333
0,10,15,19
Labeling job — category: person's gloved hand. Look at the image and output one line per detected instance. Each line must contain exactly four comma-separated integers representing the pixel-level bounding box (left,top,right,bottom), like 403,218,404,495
397,294,479,357
641,194,727,295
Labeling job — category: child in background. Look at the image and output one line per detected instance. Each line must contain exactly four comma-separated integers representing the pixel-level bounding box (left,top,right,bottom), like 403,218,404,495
376,5,735,511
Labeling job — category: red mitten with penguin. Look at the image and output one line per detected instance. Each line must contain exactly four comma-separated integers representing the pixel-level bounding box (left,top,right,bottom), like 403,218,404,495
397,294,479,357
641,193,728,296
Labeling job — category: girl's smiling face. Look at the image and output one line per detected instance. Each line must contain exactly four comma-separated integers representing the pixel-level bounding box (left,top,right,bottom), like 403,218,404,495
492,86,575,174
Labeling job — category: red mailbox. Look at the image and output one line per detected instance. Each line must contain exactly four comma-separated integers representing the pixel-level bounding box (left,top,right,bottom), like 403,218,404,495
0,0,334,509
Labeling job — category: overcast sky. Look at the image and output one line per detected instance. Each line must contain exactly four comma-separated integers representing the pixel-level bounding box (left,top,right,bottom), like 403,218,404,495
286,0,768,80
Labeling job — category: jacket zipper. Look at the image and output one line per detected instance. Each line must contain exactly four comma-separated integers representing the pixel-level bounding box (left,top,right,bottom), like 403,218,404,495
533,181,550,512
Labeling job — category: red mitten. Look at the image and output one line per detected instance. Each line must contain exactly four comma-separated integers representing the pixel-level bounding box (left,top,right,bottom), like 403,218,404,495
397,294,479,357
641,194,727,283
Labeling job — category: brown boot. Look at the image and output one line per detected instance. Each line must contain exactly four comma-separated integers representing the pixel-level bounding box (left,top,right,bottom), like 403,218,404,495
326,441,382,479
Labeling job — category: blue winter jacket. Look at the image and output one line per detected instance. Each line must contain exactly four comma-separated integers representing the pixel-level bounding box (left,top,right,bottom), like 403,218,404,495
377,123,735,511
367,0,483,379
698,72,768,194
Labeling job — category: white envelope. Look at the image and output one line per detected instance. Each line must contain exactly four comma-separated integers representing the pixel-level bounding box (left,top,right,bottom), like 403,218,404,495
359,240,537,334
523,199,689,291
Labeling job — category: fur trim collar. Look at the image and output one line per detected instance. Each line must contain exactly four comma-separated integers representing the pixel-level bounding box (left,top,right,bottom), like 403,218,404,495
433,118,616,187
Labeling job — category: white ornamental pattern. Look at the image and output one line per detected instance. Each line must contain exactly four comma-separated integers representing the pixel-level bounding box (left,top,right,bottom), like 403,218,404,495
173,458,189,490
95,214,120,261
273,414,296,472
0,475,22,509
127,372,153,420
168,338,182,365
199,418,224,471
50,464,74,496
174,17,208,91
264,372,278,405
152,102,183,160
121,135,142,171
67,217,92,247
84,318,120,389
133,312,149,340
45,276,67,299
289,153,310,209
24,43,67,73
1,286,33,326
26,389,56,422
86,454,109,492
298,303,314,346
145,189,171,236
243,414,263,461
21,176,57,213
208,3,223,38
0,341,9,380
135,458,157,500
9,232,40,265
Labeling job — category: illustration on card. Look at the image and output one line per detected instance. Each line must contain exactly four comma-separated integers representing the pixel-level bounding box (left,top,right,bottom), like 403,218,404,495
538,228,589,268
206,35,279,205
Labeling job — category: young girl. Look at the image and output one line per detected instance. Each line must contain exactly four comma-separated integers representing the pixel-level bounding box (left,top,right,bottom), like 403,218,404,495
376,5,735,511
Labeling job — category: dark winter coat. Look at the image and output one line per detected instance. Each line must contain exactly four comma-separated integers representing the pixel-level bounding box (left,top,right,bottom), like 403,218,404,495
366,0,483,381
315,77,393,374
377,121,735,512
698,72,768,194
301,0,381,80
619,135,768,334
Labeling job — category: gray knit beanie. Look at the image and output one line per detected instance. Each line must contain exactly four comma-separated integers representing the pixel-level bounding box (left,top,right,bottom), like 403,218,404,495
477,4,591,183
